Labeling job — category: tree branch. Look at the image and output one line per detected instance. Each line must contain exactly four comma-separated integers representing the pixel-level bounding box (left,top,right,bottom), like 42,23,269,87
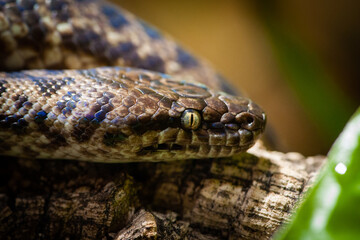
0,145,326,239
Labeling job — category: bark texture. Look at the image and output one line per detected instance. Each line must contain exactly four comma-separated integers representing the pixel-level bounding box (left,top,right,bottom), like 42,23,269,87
0,144,326,239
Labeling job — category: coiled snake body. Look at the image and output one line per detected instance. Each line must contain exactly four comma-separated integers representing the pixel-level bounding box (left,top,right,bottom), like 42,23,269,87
0,0,266,162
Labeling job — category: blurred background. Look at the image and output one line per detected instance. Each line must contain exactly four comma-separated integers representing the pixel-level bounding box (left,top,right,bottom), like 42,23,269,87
116,0,358,156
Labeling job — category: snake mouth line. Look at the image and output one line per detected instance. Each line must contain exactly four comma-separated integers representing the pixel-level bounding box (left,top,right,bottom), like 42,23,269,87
136,128,260,157
136,142,255,159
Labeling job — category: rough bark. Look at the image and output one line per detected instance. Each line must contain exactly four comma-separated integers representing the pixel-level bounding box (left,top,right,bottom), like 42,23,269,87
0,144,326,239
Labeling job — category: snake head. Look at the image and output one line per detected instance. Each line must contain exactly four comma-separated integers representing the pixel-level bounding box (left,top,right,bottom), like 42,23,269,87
133,92,266,161
122,69,267,161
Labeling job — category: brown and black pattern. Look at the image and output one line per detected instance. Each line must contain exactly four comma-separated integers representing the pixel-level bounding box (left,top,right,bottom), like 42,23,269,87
0,67,266,162
0,0,232,93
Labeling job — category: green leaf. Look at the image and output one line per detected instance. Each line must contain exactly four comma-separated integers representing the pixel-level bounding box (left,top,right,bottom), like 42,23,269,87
274,107,360,240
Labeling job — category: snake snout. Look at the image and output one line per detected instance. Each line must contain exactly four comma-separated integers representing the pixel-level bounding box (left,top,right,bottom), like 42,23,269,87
231,100,266,149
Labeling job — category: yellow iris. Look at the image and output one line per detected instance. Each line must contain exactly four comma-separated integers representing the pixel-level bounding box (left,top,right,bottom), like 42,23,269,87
181,109,201,130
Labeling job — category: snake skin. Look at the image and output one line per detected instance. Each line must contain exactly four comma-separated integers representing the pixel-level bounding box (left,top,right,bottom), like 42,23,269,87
0,0,266,162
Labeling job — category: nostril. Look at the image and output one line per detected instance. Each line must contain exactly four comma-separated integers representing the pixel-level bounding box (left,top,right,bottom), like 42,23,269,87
236,112,257,130
245,116,254,124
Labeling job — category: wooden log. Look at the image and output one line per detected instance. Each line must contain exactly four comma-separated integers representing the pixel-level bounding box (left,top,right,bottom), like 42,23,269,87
0,144,326,239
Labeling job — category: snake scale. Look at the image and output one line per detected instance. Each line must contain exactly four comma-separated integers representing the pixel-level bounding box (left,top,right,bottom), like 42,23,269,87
0,0,266,162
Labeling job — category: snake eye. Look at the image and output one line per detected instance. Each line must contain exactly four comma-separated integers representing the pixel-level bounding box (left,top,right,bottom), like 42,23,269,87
181,109,201,130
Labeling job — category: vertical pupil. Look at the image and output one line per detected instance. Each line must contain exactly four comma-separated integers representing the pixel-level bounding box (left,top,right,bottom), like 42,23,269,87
190,113,194,126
